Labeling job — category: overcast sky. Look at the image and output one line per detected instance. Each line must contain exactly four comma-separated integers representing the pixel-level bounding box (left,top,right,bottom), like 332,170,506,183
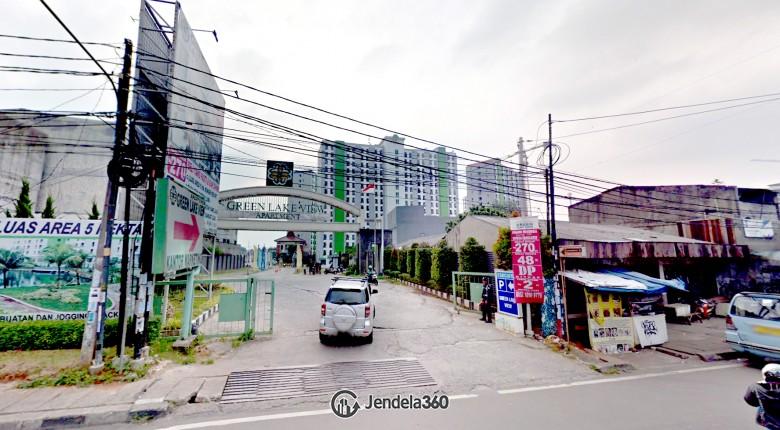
2,0,779,247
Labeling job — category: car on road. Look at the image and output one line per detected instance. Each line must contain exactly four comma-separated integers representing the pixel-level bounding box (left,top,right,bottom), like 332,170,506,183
726,292,780,362
320,278,377,344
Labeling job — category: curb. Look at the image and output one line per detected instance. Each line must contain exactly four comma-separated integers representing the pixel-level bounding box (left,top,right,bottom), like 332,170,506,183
0,404,133,430
192,303,219,328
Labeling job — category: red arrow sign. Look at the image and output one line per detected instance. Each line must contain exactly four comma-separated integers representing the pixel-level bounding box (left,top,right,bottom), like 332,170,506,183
173,214,200,252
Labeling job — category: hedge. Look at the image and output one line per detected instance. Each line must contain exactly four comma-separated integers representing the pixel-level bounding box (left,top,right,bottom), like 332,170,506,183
0,318,161,351
415,248,432,285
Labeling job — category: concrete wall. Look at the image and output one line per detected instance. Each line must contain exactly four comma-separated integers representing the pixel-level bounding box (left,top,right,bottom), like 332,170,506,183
445,216,506,252
387,205,451,246
0,112,115,218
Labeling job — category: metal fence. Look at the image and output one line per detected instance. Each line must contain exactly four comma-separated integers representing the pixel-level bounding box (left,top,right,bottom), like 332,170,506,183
155,276,274,339
450,271,496,310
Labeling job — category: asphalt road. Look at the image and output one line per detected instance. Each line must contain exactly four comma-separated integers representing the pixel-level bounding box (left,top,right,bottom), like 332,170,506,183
146,363,760,430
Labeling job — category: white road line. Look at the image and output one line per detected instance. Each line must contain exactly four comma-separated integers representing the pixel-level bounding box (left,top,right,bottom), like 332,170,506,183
155,393,479,430
497,363,744,395
156,409,333,430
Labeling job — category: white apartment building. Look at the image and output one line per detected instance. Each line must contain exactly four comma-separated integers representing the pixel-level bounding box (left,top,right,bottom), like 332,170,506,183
465,158,526,211
313,134,459,260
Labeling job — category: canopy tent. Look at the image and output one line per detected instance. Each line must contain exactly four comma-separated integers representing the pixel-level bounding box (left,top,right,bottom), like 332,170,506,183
563,269,686,294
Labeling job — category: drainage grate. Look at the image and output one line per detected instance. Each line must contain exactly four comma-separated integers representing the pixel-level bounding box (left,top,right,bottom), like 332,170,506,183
220,358,436,404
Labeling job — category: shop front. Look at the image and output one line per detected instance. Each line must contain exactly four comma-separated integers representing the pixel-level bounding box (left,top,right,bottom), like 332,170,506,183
563,269,686,353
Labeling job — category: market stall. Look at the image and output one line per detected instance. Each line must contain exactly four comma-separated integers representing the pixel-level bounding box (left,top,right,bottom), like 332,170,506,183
563,269,686,354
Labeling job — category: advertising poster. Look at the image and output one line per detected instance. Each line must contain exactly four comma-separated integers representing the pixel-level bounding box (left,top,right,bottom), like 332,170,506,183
0,218,141,322
509,217,544,303
587,317,634,354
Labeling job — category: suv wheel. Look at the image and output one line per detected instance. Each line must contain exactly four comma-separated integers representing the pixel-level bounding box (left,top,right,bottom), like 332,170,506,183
365,332,373,344
319,333,328,344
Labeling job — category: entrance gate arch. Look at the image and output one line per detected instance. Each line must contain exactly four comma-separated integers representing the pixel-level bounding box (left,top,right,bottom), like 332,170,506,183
216,186,363,232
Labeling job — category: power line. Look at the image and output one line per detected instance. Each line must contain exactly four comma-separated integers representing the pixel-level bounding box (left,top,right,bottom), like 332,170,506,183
0,33,121,48
38,0,118,94
555,90,780,122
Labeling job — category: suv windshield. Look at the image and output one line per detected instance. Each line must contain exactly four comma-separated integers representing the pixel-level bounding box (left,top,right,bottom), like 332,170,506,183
326,288,368,305
732,295,780,321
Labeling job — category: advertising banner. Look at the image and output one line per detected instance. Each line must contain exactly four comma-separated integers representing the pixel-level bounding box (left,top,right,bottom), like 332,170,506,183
0,218,142,323
165,3,225,235
587,317,634,354
510,217,544,303
152,178,206,274
266,161,294,187
494,270,520,317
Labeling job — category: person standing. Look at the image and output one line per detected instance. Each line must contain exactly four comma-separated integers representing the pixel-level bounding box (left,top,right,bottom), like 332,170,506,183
479,277,495,323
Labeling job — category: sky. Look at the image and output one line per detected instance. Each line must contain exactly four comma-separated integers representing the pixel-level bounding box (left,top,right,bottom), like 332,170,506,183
2,0,779,247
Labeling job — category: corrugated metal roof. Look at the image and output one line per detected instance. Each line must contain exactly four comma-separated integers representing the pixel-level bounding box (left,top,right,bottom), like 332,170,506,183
469,216,706,244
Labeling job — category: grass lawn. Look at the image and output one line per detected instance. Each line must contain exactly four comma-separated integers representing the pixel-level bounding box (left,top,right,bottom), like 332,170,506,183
0,286,90,312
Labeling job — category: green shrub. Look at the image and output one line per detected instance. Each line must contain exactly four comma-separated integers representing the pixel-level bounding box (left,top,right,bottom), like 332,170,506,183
432,245,458,289
398,249,407,274
493,227,512,270
415,248,432,284
459,237,489,273
406,250,417,279
399,273,411,283
0,318,161,351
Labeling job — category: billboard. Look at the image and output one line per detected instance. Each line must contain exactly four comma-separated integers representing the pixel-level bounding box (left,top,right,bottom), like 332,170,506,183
165,2,225,235
0,218,141,322
743,218,774,239
266,161,294,187
510,217,544,304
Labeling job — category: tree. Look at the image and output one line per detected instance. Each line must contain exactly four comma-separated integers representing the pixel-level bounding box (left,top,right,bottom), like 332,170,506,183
14,179,33,218
493,227,512,270
65,251,90,285
43,242,76,284
42,195,56,219
406,248,417,279
415,248,432,284
459,237,489,273
398,249,407,273
0,249,30,288
432,244,458,290
383,246,393,272
87,201,100,220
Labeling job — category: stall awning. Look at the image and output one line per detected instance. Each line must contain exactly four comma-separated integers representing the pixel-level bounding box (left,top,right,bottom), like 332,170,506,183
600,269,687,293
563,269,682,294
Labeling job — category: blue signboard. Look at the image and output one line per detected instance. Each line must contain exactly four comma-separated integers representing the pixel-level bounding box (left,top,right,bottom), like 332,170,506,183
495,270,520,317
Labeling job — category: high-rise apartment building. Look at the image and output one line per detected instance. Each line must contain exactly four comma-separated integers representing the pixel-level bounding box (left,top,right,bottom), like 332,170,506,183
313,134,459,260
464,158,526,211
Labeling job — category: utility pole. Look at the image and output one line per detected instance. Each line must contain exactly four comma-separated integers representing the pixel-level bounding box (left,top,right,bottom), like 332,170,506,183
80,39,133,367
547,113,566,341
517,137,530,216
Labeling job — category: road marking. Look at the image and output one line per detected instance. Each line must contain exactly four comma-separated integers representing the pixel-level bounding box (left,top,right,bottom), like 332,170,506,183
156,409,333,430
497,363,744,395
155,393,478,429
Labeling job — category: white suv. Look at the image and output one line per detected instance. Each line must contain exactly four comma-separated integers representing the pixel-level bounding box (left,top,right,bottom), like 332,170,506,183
319,278,377,344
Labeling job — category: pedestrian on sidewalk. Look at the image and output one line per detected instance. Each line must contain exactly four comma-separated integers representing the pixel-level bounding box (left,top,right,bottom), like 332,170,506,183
745,363,780,429
479,277,495,323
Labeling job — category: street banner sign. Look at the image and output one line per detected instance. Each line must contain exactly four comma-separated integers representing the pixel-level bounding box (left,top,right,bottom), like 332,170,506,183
152,178,206,274
509,217,544,304
266,161,294,187
559,244,587,258
494,270,520,317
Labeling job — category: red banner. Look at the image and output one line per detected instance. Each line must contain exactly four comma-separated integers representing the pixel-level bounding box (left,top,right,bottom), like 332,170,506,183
511,218,544,303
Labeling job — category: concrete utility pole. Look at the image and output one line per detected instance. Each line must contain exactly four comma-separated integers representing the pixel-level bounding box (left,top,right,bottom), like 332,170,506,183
547,113,564,339
80,39,133,367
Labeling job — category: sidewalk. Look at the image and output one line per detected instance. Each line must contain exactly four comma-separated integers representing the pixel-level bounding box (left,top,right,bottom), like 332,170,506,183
0,367,228,429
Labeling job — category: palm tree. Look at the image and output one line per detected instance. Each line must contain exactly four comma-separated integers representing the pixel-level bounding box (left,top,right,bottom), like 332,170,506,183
0,249,29,288
42,242,76,285
65,251,90,285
